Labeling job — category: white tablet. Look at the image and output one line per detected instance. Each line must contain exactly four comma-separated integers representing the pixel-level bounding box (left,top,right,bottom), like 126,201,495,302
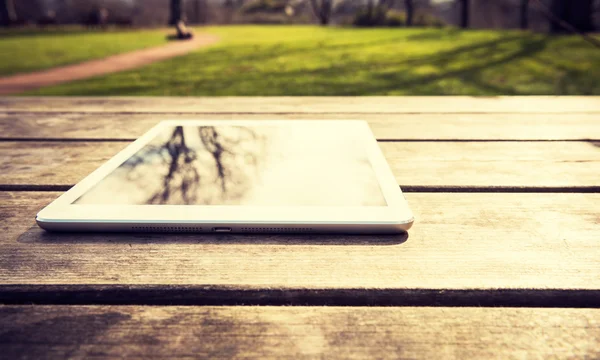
37,120,414,234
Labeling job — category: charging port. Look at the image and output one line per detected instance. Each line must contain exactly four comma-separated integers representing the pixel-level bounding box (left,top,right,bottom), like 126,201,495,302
213,227,232,233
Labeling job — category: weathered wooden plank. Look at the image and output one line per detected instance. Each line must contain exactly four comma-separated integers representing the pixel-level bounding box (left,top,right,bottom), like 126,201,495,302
2,112,599,141
1,141,599,188
2,96,600,113
1,192,598,300
1,305,599,359
0,142,128,188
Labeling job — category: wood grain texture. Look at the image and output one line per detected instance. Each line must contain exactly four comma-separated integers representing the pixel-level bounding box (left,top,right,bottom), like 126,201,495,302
2,96,598,355
2,112,599,141
1,305,599,359
1,192,599,299
2,141,599,188
2,96,600,113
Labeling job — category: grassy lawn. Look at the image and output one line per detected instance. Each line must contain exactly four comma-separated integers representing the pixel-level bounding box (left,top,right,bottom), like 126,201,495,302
21,25,600,95
0,27,168,77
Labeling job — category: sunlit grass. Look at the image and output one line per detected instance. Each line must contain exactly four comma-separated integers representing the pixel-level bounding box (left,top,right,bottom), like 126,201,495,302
0,27,168,76
19,25,600,95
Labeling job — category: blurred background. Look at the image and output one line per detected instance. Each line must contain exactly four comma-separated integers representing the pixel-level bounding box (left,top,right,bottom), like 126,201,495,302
0,0,598,95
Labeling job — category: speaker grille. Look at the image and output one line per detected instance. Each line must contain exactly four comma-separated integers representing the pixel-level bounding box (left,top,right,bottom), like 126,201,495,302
131,226,204,233
130,226,314,233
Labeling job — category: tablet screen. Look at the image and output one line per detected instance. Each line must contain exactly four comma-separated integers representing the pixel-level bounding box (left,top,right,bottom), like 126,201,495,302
74,124,387,206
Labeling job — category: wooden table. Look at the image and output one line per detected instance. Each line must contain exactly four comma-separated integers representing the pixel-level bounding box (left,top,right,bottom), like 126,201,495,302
1,97,599,359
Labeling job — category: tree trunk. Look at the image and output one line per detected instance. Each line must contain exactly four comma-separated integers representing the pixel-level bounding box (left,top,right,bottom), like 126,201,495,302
0,1,8,27
223,0,234,24
550,0,595,33
169,0,183,26
320,12,329,25
367,0,374,19
0,0,17,27
459,0,469,28
405,0,414,26
309,0,332,26
322,0,332,25
194,0,200,24
520,0,529,29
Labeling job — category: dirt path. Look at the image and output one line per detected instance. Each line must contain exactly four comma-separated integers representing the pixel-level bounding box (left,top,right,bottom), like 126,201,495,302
0,33,219,95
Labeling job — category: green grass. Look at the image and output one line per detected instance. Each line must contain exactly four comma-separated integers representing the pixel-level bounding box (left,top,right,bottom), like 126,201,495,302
19,26,600,95
0,27,168,76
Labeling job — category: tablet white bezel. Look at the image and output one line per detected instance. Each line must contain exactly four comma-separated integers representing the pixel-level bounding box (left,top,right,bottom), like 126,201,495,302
37,120,414,227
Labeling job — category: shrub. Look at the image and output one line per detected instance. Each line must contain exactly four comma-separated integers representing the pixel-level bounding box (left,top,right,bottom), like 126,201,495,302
236,13,310,24
352,8,387,27
385,10,406,27
353,8,446,28
241,0,287,14
414,13,446,27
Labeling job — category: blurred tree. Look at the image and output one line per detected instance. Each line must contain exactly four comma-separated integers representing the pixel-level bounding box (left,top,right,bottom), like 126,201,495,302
0,0,17,27
223,0,235,23
193,0,202,23
188,0,208,24
9,0,43,24
309,0,333,25
520,0,529,29
169,0,184,25
549,0,595,33
365,0,394,19
405,0,414,26
458,0,469,28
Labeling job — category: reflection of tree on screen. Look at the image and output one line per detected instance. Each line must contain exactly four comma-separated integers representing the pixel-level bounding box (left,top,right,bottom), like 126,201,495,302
121,126,265,205
148,126,200,204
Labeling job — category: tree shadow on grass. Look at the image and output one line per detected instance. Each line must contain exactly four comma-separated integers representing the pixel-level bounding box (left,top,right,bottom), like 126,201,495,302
528,56,599,95
405,28,463,41
48,32,555,96
191,34,546,96
367,36,549,95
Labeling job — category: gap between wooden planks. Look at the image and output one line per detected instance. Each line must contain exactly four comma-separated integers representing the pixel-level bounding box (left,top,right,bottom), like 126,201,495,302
1,140,598,189
0,305,599,359
2,96,600,113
